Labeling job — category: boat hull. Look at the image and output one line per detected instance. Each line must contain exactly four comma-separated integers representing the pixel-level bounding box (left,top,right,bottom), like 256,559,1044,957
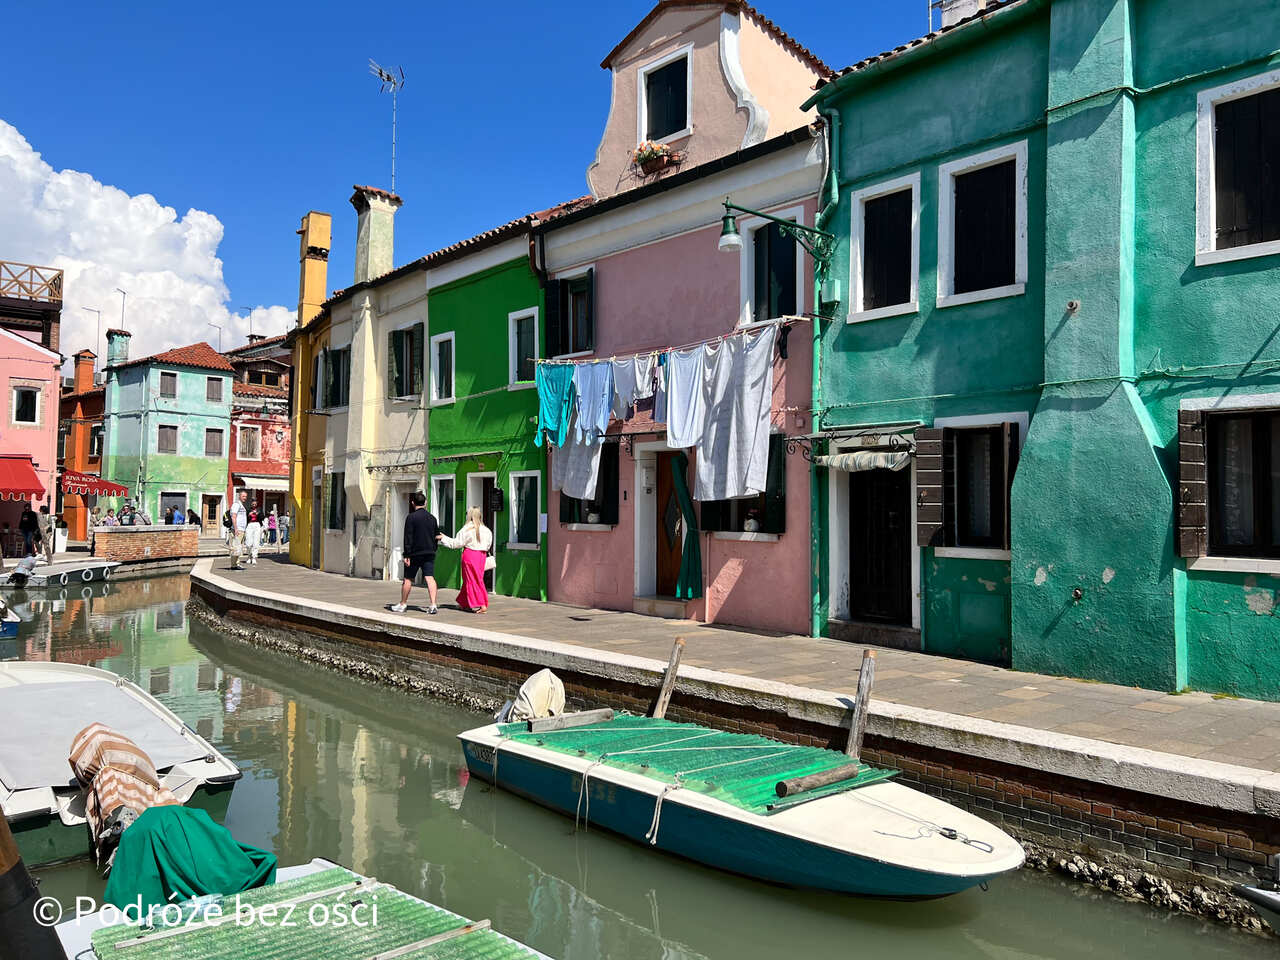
460,733,1014,898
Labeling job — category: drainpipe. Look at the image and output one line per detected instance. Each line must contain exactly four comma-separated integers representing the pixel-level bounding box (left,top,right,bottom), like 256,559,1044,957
810,107,841,638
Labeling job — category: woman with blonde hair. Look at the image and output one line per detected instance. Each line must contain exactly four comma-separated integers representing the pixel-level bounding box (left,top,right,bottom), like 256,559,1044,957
436,506,492,613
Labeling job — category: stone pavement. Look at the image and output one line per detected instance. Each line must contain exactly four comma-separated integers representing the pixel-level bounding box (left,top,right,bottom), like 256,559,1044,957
222,555,1280,773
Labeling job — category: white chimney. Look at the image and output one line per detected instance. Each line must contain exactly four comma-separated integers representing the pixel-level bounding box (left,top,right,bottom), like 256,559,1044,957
350,185,402,284
940,0,986,29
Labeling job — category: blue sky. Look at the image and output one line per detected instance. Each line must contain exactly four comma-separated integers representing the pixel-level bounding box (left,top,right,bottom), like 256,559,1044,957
0,1,925,352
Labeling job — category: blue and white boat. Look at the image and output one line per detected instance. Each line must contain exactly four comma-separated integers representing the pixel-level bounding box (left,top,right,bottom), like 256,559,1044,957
459,713,1024,898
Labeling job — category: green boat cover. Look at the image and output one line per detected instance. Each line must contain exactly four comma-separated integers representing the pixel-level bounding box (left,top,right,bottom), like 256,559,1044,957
497,714,897,814
103,806,277,913
92,866,546,960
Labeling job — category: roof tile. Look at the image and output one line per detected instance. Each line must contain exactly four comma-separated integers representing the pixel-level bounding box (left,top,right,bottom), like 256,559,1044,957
114,341,234,373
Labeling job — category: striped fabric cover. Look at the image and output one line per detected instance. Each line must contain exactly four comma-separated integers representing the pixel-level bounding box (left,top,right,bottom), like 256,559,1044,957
69,722,180,862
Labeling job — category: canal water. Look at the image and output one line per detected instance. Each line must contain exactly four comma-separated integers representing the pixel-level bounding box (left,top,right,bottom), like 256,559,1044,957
13,575,1267,958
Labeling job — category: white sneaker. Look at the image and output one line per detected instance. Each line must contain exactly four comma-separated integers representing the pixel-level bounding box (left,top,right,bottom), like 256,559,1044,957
391,603,407,613
428,605,438,615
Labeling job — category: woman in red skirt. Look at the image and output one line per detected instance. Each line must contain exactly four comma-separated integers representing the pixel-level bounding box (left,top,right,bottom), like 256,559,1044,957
437,506,493,613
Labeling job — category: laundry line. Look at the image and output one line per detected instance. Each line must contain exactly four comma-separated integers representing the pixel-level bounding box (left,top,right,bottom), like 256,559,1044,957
533,315,809,367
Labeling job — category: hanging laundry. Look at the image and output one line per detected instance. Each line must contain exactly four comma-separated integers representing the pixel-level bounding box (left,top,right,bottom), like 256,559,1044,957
653,352,669,424
535,364,576,448
694,324,778,501
573,360,614,444
611,353,659,420
664,345,709,449
551,414,603,501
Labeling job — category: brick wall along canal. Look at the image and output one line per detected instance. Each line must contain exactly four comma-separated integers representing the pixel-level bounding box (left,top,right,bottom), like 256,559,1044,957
15,576,1269,958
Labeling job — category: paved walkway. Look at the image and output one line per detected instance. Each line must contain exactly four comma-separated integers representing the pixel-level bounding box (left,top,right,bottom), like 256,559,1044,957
222,556,1280,773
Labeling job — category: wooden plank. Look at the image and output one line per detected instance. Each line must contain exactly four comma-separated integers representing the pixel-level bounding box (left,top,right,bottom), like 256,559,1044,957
527,708,614,732
365,920,491,960
651,637,686,719
845,649,877,758
775,762,862,798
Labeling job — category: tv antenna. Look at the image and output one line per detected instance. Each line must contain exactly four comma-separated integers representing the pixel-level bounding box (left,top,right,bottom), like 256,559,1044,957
369,59,406,193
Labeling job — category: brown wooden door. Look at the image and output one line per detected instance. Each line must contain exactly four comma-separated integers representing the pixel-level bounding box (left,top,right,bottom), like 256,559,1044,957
655,453,683,597
848,468,911,625
201,495,219,529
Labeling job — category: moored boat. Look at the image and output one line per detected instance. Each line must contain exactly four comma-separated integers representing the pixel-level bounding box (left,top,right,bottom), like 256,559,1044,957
1,557,118,588
0,660,240,866
459,713,1024,898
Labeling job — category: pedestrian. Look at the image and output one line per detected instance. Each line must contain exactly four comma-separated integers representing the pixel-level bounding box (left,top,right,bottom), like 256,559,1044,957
136,506,152,525
279,512,290,546
228,491,247,569
18,504,38,556
244,506,263,565
186,508,201,531
90,505,102,528
436,506,492,614
164,506,174,525
38,505,55,564
391,490,439,614
102,508,118,527
266,507,278,548
173,506,186,525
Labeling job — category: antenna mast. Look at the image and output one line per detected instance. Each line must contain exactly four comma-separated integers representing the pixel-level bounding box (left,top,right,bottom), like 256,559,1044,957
369,59,406,193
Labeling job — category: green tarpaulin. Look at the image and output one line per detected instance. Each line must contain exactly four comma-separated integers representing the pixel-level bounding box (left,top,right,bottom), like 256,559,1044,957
672,452,702,600
104,806,277,913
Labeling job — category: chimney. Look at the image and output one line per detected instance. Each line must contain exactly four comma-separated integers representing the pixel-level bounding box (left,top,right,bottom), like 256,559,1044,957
940,0,986,28
350,186,402,284
247,333,266,344
73,349,96,393
296,210,332,325
105,328,131,366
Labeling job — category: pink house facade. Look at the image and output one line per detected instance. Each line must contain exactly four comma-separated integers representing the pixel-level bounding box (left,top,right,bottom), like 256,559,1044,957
0,325,61,536
539,1,829,634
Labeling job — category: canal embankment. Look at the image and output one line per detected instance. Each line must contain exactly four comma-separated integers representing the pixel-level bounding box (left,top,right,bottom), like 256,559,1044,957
188,558,1280,932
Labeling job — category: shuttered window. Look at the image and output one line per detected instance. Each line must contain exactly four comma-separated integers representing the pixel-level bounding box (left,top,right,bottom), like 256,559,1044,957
159,372,177,398
863,188,913,310
206,376,223,402
644,57,687,141
1203,410,1280,558
700,435,787,534
430,333,454,403
157,424,178,454
388,323,424,398
326,472,346,531
325,348,350,407
237,425,261,459
510,310,537,384
752,223,797,323
916,423,1018,549
1214,86,1280,251
952,160,1016,295
204,428,223,458
546,271,594,358
560,442,620,525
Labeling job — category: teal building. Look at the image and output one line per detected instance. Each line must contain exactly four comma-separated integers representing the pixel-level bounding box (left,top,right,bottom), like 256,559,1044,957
102,329,234,525
805,0,1280,697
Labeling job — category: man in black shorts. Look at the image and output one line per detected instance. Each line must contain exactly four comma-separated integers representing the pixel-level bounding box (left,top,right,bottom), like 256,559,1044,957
392,490,440,614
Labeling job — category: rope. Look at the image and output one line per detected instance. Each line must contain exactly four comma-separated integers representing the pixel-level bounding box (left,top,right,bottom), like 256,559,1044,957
860,791,996,854
574,759,607,832
645,780,682,846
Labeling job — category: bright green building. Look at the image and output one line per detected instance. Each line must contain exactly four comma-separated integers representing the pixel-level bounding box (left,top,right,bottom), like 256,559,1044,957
805,0,1280,697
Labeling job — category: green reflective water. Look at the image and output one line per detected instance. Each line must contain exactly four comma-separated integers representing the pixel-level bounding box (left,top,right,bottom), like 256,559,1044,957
14,576,1269,959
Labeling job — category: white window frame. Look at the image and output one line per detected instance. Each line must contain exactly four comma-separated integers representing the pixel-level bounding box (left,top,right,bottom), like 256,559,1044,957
931,410,1029,561
508,307,540,389
206,375,224,402
1196,68,1280,266
430,331,456,406
10,385,40,425
237,423,262,461
849,172,921,323
90,424,104,458
937,140,1028,309
737,204,808,328
550,263,596,360
636,43,694,146
431,474,457,535
158,370,179,399
508,470,541,550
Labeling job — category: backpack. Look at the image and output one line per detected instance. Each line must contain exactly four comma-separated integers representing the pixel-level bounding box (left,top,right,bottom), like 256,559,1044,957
222,510,233,529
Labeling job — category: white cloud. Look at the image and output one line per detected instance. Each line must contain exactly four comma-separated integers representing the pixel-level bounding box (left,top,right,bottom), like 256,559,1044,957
0,119,293,368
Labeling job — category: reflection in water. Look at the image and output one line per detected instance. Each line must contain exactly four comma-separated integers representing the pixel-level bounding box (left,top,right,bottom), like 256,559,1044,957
16,576,1267,959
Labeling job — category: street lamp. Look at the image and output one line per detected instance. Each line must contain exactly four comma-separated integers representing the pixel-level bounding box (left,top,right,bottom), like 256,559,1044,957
716,197,836,279
114,288,127,328
82,307,101,365
208,322,223,351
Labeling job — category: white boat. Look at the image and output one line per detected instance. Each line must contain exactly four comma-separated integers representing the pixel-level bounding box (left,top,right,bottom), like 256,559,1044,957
0,660,241,866
459,713,1024,898
1,557,119,588
1234,882,1280,932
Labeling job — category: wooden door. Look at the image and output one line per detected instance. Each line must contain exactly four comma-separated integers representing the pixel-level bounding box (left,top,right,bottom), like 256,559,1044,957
848,468,911,625
655,453,684,597
201,495,219,529
480,476,496,591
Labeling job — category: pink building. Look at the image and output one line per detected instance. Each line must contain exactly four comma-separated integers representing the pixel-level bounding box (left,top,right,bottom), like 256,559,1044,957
0,261,62,554
539,1,830,634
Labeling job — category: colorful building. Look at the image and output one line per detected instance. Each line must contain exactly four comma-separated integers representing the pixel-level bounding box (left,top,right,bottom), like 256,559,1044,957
224,335,292,521
101,330,233,526
57,349,107,540
803,0,1280,696
535,0,829,633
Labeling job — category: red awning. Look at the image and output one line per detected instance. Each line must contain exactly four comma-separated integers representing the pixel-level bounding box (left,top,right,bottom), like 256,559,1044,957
61,469,128,497
0,456,45,502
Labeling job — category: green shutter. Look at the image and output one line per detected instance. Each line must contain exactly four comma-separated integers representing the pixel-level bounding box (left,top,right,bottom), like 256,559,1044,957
545,279,565,358
322,349,334,407
763,435,786,534
700,498,728,532
411,323,425,395
583,268,595,352
599,443,620,525
387,330,400,398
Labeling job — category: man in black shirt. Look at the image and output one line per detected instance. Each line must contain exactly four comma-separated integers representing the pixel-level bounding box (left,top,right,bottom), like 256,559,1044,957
392,490,439,614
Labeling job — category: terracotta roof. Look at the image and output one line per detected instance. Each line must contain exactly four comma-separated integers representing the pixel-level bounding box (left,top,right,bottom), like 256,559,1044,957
73,348,97,357
232,381,288,399
351,185,403,206
814,0,1023,90
113,341,234,373
224,333,288,354
105,328,130,337
601,1,833,78
61,384,104,399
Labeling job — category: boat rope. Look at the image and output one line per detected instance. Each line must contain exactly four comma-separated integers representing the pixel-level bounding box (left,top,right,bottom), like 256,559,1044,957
859,793,996,853
574,759,608,832
645,780,683,845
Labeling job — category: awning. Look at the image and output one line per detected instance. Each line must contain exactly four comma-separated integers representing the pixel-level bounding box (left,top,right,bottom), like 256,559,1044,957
0,456,44,501
817,450,910,473
234,476,289,492
61,469,128,497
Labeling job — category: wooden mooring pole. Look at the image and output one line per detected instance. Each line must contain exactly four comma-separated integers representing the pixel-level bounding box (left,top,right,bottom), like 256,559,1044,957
845,649,877,759
0,805,69,960
651,637,686,719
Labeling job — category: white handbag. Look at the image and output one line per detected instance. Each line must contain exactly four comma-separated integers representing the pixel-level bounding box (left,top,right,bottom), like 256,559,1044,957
483,553,497,573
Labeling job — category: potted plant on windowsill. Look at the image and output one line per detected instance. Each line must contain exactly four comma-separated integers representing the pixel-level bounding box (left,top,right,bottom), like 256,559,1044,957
633,140,679,176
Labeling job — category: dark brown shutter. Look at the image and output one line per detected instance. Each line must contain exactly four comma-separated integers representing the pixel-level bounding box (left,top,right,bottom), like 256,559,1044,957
1002,421,1020,551
583,268,595,353
545,278,566,358
763,434,786,534
700,498,727,532
915,427,945,546
599,442,620,525
1177,409,1208,557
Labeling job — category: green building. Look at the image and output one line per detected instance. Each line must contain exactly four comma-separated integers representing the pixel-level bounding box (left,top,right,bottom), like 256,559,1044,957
805,0,1280,697
102,329,233,525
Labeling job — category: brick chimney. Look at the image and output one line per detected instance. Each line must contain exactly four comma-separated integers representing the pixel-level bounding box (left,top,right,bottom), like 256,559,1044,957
72,349,96,393
105,328,131,366
350,186,402,284
247,333,265,344
297,210,332,325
